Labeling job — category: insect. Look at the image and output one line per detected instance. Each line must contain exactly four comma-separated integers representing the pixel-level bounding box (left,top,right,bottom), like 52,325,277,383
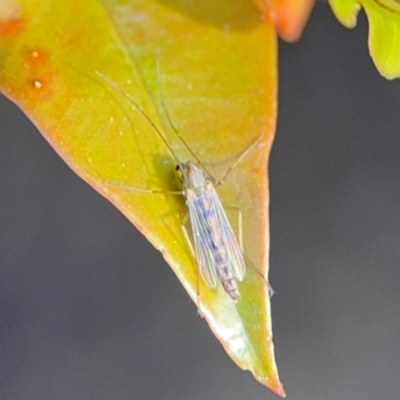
94,64,262,305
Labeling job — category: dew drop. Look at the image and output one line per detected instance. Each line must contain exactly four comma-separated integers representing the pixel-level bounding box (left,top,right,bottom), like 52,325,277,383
32,79,42,89
26,48,48,67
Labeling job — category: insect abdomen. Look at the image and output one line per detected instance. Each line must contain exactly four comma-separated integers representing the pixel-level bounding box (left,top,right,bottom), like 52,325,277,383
199,195,240,302
218,262,240,302
221,277,240,302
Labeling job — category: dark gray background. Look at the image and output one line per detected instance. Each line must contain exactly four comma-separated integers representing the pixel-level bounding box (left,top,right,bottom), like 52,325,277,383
1,4,399,400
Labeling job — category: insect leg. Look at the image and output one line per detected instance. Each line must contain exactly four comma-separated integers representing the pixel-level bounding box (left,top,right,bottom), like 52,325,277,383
105,181,184,196
215,135,263,186
181,213,204,317
181,213,195,255
224,204,275,298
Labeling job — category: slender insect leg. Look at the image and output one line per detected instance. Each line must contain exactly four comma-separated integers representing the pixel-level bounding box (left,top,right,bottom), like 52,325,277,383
181,214,203,317
242,252,275,298
181,214,195,255
215,135,263,186
225,204,275,298
104,181,183,196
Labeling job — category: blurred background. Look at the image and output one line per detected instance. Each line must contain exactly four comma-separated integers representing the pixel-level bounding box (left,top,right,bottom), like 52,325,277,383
1,3,400,400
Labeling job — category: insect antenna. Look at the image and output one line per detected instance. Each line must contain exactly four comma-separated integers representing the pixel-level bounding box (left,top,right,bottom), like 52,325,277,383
155,52,216,182
94,70,181,166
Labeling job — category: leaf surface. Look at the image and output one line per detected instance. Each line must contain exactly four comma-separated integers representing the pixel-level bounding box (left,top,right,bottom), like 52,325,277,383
0,0,283,395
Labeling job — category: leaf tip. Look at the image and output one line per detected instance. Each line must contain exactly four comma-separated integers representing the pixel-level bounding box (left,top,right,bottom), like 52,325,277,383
275,384,287,398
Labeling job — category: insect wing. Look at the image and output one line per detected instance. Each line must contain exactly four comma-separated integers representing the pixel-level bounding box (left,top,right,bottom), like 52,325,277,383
211,194,246,282
187,196,219,289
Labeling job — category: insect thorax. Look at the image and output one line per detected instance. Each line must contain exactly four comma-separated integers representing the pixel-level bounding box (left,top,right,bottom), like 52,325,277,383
179,162,209,192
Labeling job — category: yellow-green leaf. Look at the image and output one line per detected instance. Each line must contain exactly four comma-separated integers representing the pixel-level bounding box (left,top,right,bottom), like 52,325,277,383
329,0,400,79
0,0,284,395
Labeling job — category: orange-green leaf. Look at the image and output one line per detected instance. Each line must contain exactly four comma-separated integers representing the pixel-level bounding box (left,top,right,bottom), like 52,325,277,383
329,0,400,79
0,0,284,396
253,0,315,41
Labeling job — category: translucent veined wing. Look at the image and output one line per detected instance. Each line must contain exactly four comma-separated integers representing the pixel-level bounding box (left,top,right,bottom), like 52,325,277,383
188,184,246,286
187,196,219,288
210,191,246,282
